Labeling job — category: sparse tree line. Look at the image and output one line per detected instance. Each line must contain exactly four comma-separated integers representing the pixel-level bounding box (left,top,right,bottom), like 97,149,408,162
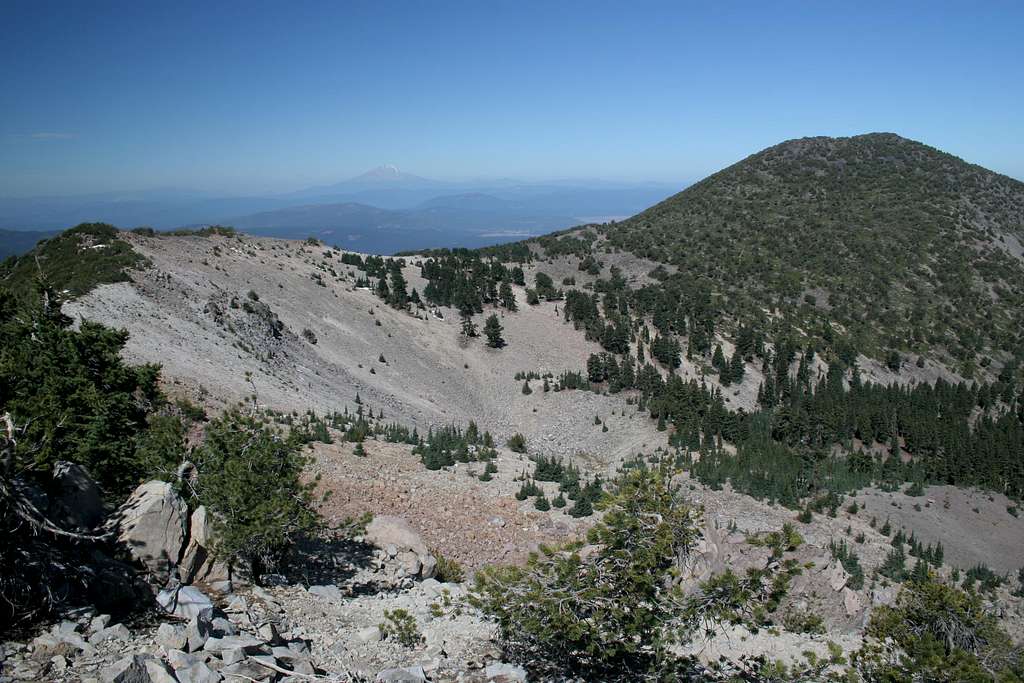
549,277,1024,504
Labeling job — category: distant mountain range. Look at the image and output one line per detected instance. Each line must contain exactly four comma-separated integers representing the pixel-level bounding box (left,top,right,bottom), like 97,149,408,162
0,229,58,260
0,167,678,255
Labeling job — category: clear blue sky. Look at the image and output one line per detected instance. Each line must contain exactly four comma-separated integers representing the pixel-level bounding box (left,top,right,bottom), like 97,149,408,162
2,1,1022,196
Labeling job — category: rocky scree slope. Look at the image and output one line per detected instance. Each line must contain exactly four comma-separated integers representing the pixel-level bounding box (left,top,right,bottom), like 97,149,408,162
60,231,663,470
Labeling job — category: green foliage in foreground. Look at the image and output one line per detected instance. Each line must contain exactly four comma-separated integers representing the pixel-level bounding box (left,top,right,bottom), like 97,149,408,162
471,467,803,681
0,285,162,496
855,574,1024,681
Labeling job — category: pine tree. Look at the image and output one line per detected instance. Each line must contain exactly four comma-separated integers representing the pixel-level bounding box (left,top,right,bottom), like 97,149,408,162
712,344,727,376
376,276,390,302
388,262,408,309
729,349,745,383
461,313,478,337
880,545,907,581
569,495,593,518
499,282,517,311
484,314,505,348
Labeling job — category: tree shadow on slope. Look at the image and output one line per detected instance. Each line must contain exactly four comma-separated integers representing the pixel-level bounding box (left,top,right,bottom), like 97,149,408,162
283,533,377,592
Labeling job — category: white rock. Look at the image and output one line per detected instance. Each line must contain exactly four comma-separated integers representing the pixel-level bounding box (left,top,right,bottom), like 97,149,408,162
356,626,382,643
377,666,427,682
186,611,213,652
307,584,345,603
211,617,238,636
89,614,112,635
49,655,68,673
179,506,230,585
419,578,443,598
157,585,213,620
486,662,528,682
166,649,199,669
256,621,280,644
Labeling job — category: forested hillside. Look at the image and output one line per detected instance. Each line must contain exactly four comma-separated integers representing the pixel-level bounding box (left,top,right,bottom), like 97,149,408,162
408,134,1024,504
541,133,1024,377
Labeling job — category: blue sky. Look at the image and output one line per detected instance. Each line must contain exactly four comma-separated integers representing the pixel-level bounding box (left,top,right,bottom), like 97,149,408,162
2,1,1022,196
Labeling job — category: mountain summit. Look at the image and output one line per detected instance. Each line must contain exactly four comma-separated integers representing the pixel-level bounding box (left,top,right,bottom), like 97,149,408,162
348,165,431,184
547,133,1024,375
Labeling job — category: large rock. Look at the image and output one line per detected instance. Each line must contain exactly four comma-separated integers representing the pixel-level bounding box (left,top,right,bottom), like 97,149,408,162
843,587,862,616
156,623,187,651
364,516,437,579
186,609,215,652
173,659,220,683
307,584,345,603
365,516,429,555
201,635,266,654
101,654,153,683
143,659,179,683
825,561,850,592
179,506,231,587
114,481,187,583
220,658,274,681
52,461,104,530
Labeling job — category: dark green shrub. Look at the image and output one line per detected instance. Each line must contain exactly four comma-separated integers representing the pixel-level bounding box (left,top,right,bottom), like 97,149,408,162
193,410,320,576
507,433,527,453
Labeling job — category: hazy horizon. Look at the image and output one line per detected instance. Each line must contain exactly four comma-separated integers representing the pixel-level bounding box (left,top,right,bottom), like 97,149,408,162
3,1,1023,198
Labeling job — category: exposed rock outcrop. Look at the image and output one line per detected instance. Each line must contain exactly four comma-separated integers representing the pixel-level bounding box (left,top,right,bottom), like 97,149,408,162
364,515,438,580
113,481,188,584
179,506,232,591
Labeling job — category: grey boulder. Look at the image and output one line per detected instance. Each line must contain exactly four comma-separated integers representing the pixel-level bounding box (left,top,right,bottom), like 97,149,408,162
114,481,187,583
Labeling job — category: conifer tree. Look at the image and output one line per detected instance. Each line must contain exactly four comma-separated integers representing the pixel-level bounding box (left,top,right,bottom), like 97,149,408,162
376,276,390,302
388,262,408,309
499,282,517,311
484,314,505,348
712,344,727,376
729,349,745,383
461,313,478,337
